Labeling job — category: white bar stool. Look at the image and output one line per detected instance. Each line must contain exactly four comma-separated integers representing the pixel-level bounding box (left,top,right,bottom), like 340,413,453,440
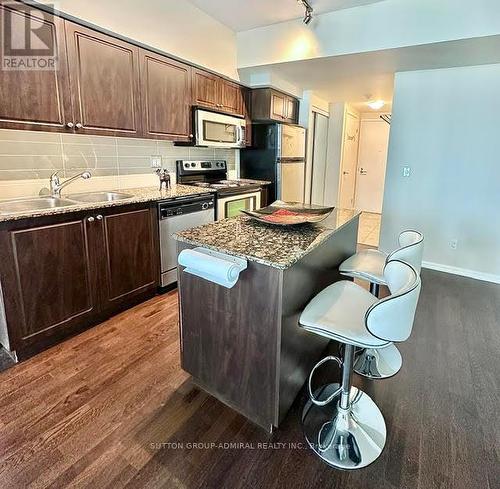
339,230,424,379
300,260,421,469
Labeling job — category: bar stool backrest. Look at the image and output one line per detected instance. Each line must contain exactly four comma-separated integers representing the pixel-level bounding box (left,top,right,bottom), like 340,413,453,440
365,260,421,342
387,230,424,273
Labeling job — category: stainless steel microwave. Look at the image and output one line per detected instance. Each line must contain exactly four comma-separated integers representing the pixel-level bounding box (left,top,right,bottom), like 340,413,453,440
194,109,246,148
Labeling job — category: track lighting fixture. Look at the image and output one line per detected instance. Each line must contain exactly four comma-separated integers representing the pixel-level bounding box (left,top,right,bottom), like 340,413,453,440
297,0,313,25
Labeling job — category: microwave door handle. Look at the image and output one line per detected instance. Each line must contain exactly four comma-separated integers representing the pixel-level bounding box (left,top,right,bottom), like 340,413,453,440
237,125,244,145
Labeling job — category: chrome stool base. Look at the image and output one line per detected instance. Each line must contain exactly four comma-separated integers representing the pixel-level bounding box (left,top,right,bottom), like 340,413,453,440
302,383,386,470
354,343,402,379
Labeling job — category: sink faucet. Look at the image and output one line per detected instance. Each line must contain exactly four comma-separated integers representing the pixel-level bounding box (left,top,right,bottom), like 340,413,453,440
50,170,92,197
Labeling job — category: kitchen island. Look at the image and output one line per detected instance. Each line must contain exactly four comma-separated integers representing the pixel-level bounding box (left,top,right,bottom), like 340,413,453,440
174,209,360,431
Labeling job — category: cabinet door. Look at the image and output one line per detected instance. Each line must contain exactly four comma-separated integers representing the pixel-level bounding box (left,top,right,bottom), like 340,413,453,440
0,218,98,353
220,80,244,115
271,92,286,121
140,50,192,141
0,1,73,132
65,21,142,137
193,69,220,109
99,207,157,311
285,97,298,123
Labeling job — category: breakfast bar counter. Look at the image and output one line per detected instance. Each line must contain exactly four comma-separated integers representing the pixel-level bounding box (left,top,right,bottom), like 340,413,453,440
174,209,360,431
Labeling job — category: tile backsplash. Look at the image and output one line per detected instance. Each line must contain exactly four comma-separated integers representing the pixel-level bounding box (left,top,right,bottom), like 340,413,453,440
0,129,238,182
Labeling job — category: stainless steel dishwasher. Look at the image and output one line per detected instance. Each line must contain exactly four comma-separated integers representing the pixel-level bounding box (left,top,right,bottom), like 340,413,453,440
159,194,215,287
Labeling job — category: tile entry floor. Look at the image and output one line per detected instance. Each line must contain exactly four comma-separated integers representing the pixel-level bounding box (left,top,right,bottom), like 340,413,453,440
358,212,381,247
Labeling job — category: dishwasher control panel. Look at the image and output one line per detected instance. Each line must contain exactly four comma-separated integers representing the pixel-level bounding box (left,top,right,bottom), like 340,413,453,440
158,194,214,219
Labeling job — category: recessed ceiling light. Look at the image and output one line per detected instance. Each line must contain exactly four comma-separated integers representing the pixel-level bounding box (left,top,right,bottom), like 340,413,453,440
367,100,385,110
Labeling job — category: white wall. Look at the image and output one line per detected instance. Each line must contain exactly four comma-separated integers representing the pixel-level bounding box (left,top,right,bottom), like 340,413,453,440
237,0,500,68
37,0,238,79
380,63,500,282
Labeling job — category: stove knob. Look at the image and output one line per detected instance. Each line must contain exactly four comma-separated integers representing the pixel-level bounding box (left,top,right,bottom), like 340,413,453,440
202,202,209,210
184,163,189,168
191,162,196,167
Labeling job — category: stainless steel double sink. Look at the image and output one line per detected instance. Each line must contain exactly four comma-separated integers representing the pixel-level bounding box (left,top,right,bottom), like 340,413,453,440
0,191,134,214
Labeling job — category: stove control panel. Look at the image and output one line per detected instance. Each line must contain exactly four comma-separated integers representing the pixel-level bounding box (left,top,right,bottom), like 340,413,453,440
177,160,226,173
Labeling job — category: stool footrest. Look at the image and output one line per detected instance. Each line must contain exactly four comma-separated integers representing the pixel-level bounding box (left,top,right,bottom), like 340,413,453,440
308,356,342,406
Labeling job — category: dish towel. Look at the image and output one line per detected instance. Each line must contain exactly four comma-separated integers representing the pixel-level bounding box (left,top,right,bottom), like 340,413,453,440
178,247,247,288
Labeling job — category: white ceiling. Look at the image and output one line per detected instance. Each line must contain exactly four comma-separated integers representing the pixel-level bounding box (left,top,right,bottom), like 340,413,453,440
239,35,500,108
188,0,387,32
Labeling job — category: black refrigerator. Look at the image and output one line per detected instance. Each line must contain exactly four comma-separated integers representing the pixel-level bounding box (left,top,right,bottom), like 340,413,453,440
240,123,306,204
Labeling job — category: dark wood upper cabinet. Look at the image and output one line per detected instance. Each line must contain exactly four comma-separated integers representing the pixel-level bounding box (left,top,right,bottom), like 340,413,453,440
285,96,298,122
193,69,220,110
65,22,142,137
271,92,286,120
0,203,158,359
140,50,192,141
220,80,244,115
0,4,251,140
193,69,246,116
99,207,158,312
0,1,73,132
252,88,299,124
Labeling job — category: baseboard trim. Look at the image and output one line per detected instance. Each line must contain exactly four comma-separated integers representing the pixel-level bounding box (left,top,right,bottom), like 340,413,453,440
422,261,500,285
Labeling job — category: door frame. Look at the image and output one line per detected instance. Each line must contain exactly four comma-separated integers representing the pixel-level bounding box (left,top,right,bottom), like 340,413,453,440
337,108,360,209
304,105,329,205
308,110,330,205
353,117,390,214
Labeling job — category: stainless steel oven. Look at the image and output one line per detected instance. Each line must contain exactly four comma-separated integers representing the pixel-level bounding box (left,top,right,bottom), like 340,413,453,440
216,190,261,220
195,109,246,148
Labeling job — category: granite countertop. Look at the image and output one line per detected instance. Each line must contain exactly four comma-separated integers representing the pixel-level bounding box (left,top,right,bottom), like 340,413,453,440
235,178,272,186
0,184,215,223
174,208,361,270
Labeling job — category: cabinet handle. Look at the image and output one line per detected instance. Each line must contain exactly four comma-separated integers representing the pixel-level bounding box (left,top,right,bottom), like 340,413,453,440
87,216,95,223
96,214,103,220
66,122,74,128
189,133,194,138
75,123,83,129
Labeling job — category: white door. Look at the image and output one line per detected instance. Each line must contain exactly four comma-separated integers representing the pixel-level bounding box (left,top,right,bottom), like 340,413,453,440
338,112,360,209
355,120,390,213
310,113,329,205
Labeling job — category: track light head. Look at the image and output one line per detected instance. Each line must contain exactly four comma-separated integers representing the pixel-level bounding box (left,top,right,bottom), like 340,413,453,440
297,0,314,25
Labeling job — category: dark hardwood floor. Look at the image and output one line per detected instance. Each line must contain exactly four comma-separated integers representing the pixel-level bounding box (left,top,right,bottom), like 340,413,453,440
0,269,498,489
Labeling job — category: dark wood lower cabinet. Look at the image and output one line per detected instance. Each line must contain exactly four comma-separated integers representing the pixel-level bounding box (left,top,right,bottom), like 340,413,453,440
0,203,159,360
100,207,158,312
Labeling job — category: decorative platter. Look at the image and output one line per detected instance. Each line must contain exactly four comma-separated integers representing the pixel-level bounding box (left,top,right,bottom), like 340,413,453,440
241,201,334,226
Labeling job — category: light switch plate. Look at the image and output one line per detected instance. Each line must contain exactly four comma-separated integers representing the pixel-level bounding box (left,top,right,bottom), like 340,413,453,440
402,166,411,177
150,155,162,168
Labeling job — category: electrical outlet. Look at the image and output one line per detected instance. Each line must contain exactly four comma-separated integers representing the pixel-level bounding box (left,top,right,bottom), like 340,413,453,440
402,166,411,177
150,155,162,168
450,239,458,250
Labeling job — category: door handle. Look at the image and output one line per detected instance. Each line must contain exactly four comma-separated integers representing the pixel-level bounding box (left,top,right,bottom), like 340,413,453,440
360,168,368,175
343,171,350,175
